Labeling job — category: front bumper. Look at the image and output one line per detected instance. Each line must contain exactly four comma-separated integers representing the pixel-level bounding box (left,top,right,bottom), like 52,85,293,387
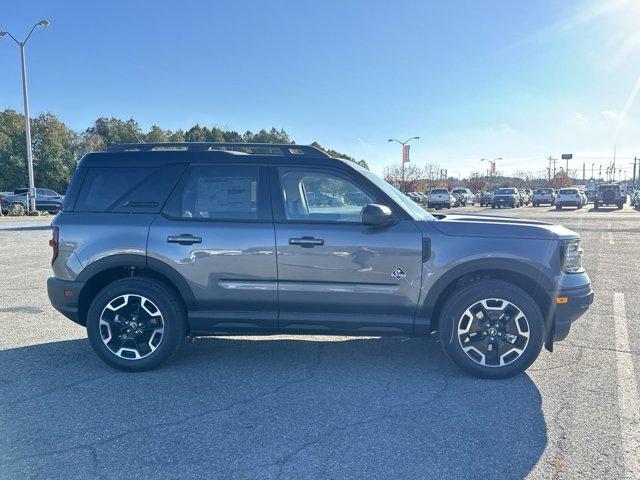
47,277,85,326
545,283,594,349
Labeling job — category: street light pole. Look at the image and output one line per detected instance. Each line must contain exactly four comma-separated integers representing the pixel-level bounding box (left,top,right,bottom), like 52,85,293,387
388,137,419,192
0,20,51,214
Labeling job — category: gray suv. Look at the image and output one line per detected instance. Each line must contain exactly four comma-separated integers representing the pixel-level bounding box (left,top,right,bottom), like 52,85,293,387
47,143,593,378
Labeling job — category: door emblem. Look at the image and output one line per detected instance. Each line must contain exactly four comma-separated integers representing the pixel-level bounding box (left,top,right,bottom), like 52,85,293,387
391,268,406,279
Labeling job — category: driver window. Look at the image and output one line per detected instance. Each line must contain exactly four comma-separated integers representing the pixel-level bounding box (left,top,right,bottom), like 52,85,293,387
278,169,373,222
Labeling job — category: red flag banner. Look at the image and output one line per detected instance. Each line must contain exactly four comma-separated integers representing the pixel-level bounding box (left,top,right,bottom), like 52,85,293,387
402,144,410,163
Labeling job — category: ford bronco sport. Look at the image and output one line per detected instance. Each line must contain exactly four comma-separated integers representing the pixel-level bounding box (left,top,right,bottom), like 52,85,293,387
47,143,593,379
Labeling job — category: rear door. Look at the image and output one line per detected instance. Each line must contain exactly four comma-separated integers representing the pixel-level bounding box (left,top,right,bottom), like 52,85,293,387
147,164,278,333
271,165,423,334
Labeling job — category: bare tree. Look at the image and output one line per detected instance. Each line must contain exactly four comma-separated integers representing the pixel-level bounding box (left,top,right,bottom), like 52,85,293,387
383,163,424,192
424,163,441,190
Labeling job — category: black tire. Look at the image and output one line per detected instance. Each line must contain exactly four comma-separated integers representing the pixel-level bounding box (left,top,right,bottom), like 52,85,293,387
556,205,561,210
9,202,26,216
86,277,186,372
491,205,496,209
617,203,623,210
438,280,545,379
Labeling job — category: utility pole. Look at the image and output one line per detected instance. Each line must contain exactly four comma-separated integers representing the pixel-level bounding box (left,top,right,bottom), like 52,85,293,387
0,20,51,214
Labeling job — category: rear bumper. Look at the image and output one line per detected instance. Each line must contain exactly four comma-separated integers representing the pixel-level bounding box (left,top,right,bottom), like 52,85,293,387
47,277,85,326
545,284,594,348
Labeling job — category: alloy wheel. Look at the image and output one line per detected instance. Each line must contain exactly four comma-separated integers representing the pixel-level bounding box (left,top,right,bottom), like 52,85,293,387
99,294,164,360
457,298,530,367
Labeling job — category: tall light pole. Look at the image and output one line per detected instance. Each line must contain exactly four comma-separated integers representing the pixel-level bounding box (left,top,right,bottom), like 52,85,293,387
388,137,419,192
481,158,500,178
0,20,51,213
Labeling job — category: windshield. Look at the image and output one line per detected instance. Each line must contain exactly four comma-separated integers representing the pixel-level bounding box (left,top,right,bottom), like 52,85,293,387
451,189,465,193
560,189,577,194
495,188,516,195
430,189,448,194
362,171,434,221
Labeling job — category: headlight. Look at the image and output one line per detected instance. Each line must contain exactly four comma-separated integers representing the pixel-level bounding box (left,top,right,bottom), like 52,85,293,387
562,240,583,273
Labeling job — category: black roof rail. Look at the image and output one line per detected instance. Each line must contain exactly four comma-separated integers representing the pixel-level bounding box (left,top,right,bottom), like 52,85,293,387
107,142,331,157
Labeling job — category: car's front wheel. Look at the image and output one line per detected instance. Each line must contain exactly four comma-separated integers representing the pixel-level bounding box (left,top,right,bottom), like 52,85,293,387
86,277,186,372
438,280,544,379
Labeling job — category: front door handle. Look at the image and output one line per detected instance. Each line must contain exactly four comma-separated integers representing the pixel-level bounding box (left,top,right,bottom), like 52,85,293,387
289,236,324,248
167,234,202,245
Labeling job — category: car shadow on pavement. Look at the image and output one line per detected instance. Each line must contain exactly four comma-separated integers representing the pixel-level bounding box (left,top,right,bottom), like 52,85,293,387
0,336,547,479
585,207,621,212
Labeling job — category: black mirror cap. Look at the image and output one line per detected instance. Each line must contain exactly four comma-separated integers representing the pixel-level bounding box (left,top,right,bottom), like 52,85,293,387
362,203,394,226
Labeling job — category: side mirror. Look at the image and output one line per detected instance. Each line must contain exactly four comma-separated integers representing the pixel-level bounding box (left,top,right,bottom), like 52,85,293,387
362,204,394,227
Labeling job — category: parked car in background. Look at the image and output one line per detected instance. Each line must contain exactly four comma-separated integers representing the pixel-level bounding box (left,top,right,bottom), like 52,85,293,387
579,190,588,206
451,188,475,206
632,189,640,209
518,188,531,206
556,188,583,210
428,188,455,209
594,184,625,210
532,188,556,207
47,141,593,379
491,188,520,208
0,188,64,215
478,190,493,207
524,189,533,202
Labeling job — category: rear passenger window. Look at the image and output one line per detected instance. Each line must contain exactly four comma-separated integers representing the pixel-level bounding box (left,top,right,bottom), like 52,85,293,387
163,165,260,220
75,168,152,212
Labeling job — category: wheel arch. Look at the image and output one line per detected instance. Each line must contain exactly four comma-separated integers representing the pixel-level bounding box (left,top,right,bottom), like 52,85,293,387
417,258,553,336
76,254,196,326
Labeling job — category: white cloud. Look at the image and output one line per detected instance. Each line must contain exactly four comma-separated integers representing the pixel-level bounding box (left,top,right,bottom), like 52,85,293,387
575,112,589,123
601,109,628,124
500,123,511,131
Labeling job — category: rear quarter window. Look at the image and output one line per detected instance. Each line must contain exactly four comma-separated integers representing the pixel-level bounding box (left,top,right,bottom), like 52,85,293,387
74,165,185,213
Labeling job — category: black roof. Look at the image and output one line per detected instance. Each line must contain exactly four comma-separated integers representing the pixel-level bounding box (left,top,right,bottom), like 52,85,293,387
79,142,354,169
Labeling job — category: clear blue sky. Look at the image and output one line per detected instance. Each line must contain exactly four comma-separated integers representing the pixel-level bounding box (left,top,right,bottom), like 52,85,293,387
2,0,640,177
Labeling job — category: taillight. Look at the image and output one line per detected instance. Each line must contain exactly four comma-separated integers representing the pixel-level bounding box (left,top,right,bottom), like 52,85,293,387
49,226,59,264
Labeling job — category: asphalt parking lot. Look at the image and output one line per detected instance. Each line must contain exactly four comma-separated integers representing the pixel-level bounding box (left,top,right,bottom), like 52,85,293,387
0,205,639,480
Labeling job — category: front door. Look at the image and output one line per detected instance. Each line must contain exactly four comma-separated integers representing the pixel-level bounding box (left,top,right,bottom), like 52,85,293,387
147,164,277,333
272,166,423,334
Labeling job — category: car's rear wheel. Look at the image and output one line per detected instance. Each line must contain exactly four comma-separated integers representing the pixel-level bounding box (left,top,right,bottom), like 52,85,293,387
9,202,26,216
438,280,544,379
86,277,186,372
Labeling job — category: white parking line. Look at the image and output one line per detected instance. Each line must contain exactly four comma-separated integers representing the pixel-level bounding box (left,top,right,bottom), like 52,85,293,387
613,292,640,477
608,223,615,245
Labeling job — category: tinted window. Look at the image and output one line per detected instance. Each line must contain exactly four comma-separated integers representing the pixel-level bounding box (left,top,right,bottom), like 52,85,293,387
559,189,577,194
431,189,448,194
164,165,259,220
278,168,373,222
75,168,152,212
495,188,516,195
451,189,465,194
112,164,186,213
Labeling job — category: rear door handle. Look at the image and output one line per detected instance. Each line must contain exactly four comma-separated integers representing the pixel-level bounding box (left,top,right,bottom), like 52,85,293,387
167,234,202,245
289,236,324,248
